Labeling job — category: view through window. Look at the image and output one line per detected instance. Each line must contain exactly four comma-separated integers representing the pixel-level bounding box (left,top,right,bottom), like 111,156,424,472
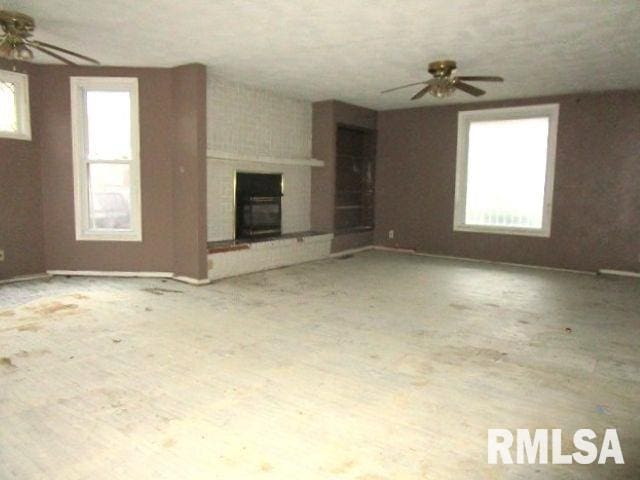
0,70,31,140
0,80,17,133
455,105,559,237
71,77,141,241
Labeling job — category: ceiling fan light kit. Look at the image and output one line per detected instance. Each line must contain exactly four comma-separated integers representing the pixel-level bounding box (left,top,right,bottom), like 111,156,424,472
426,78,456,98
382,59,504,101
0,10,99,65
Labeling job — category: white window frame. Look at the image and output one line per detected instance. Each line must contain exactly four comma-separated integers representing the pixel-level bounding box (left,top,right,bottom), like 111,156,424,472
70,77,142,241
0,70,31,140
454,104,559,238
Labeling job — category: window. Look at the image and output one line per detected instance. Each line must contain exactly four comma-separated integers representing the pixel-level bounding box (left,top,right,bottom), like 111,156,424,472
70,77,141,241
0,70,31,140
454,104,559,237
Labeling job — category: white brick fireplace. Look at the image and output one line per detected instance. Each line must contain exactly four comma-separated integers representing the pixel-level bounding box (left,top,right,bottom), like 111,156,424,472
206,73,331,280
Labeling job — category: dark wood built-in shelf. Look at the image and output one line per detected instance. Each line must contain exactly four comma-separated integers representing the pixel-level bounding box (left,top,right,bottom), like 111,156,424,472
334,126,376,231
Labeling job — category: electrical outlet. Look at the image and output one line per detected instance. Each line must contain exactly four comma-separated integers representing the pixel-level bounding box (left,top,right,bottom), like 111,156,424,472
388,230,394,240
0,249,4,262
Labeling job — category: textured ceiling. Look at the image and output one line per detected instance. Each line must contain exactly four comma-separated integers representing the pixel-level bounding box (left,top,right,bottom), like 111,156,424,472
3,0,640,109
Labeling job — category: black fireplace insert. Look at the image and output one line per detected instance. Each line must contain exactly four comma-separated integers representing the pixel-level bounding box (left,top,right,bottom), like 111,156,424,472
235,172,283,240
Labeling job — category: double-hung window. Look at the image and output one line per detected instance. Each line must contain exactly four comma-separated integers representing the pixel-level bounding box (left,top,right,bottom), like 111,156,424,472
0,69,31,140
454,104,559,237
70,77,141,241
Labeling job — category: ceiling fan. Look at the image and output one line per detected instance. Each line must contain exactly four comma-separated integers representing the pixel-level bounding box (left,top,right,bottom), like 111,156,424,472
382,60,503,99
0,10,99,65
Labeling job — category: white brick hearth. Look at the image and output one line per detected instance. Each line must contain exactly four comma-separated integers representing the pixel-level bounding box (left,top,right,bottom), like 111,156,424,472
207,233,333,281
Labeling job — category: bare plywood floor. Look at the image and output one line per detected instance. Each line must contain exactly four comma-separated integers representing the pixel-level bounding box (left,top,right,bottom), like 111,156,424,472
1,251,639,479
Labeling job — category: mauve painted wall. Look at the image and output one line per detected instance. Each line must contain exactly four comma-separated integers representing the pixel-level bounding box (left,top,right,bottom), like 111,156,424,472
171,64,208,279
38,65,176,273
375,91,640,272
311,100,378,252
34,63,208,279
311,101,335,233
0,62,45,280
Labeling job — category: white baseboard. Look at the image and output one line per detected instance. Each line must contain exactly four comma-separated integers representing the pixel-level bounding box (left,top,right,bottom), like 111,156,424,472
372,246,594,275
10,253,631,286
47,270,173,278
353,245,634,277
173,275,211,285
599,269,640,278
373,245,416,254
47,270,210,286
330,245,374,257
0,273,51,285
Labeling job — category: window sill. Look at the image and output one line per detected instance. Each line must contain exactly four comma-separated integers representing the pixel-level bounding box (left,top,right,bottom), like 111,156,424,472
454,224,550,238
76,231,142,242
0,131,32,141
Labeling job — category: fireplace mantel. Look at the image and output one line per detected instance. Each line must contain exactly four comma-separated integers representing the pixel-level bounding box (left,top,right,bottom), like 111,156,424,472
207,150,324,167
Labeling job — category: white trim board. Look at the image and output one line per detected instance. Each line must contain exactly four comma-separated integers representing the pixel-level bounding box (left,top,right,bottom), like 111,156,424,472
0,273,51,285
331,245,631,278
47,270,210,285
207,150,324,167
48,270,172,278
173,276,211,285
300,243,594,276
372,246,594,275
598,269,640,279
330,246,374,257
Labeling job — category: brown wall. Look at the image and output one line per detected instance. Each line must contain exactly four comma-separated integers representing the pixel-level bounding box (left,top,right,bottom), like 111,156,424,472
375,91,640,272
1,62,208,281
311,101,335,233
4,62,637,279
39,65,177,273
0,62,45,279
171,64,208,279
311,100,378,252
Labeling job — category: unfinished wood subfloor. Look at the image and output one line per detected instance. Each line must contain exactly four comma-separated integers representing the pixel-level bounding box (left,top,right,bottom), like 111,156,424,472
1,251,639,479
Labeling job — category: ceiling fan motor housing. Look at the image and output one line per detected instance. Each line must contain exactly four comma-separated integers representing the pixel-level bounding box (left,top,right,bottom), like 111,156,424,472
0,9,98,64
0,10,35,35
428,60,457,77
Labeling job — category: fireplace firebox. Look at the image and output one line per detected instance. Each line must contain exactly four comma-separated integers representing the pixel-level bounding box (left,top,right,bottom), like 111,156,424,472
235,172,283,240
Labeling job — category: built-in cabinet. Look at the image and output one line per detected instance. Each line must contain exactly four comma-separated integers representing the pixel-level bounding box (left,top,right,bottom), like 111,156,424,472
334,126,376,232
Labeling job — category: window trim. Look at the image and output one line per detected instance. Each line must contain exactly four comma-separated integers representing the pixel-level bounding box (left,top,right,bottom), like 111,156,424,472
453,103,559,238
0,70,31,141
70,76,142,242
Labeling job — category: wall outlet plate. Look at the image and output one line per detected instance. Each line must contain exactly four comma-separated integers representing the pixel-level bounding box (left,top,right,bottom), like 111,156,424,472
388,230,394,240
0,249,4,262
